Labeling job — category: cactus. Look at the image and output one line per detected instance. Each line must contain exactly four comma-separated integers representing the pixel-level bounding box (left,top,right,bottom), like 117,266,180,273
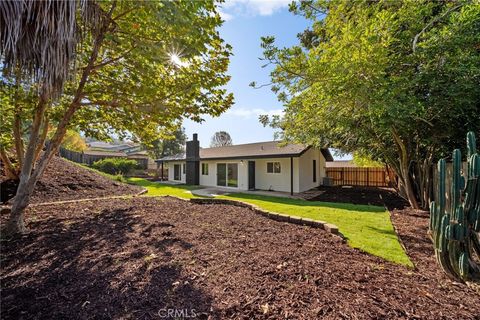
430,131,480,282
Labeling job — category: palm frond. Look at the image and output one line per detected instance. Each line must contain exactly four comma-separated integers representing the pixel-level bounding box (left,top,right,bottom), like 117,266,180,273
0,0,103,97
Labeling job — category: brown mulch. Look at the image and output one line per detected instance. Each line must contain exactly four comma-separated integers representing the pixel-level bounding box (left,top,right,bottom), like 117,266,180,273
0,156,142,204
390,208,462,287
309,185,410,210
1,197,479,320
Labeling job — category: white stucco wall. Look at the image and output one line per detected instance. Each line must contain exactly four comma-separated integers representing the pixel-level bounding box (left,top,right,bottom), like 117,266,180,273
298,148,326,192
164,148,326,193
199,160,249,190
166,161,186,183
254,157,300,193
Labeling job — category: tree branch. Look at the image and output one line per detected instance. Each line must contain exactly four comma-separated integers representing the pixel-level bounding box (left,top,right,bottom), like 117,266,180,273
412,3,464,52
0,146,18,180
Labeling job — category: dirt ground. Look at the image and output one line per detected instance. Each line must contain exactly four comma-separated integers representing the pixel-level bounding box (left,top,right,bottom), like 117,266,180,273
309,185,410,210
0,157,142,204
1,197,479,320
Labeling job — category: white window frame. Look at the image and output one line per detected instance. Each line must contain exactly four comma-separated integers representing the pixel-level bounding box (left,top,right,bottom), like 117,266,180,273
267,161,281,174
202,163,209,175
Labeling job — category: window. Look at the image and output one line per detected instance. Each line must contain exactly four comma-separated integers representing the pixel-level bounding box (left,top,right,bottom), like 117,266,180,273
267,161,281,173
173,164,181,181
313,160,317,182
202,163,209,175
182,163,186,174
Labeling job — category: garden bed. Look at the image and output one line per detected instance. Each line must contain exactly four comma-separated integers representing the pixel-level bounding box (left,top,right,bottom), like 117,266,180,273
309,186,409,210
0,156,142,204
1,197,478,319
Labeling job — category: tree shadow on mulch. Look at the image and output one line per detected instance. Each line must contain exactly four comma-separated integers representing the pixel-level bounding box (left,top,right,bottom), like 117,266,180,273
0,207,214,320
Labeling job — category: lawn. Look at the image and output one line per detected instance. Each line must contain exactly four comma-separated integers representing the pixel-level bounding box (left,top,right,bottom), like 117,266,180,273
220,193,412,266
126,177,200,199
127,178,412,266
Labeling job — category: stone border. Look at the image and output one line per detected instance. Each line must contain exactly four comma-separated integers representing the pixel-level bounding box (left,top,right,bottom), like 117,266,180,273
1,188,148,209
189,198,341,237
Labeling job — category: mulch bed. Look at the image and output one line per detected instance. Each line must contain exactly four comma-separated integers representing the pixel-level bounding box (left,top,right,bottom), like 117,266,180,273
1,197,479,319
0,156,142,204
309,185,410,210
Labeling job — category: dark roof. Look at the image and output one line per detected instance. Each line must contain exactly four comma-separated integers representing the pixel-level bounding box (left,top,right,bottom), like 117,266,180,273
84,150,127,157
156,154,186,161
156,141,333,162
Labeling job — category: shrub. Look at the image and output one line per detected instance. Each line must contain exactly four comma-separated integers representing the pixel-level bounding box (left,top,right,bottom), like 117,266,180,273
92,158,138,175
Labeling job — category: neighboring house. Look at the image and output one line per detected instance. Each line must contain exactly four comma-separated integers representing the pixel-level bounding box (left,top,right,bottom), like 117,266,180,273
156,134,333,194
325,160,357,168
83,141,154,169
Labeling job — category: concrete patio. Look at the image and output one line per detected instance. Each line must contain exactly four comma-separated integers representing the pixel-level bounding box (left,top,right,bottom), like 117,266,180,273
191,187,299,199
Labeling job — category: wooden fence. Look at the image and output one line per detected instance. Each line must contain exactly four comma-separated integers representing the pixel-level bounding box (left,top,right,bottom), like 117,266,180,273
325,167,394,187
58,147,149,170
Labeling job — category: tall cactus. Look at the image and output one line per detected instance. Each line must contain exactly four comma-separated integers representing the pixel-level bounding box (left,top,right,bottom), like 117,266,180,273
430,131,480,282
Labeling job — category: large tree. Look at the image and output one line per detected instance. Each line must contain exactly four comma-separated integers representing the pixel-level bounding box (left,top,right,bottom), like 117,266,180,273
146,126,188,159
0,0,233,235
210,131,233,147
257,0,480,209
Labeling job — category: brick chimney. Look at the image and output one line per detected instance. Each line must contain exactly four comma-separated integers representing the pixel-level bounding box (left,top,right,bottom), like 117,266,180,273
185,134,200,185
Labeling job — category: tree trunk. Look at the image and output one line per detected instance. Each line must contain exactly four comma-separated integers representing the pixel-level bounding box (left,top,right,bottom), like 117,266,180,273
2,9,112,236
391,129,419,209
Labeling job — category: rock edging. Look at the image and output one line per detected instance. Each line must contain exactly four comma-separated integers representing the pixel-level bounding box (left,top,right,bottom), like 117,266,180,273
189,198,341,237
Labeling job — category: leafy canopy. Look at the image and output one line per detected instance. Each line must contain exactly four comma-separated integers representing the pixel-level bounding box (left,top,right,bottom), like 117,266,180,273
258,0,480,208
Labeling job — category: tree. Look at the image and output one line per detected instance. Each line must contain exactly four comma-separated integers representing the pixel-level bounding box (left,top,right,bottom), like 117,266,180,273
257,0,480,209
0,0,234,235
210,131,233,147
146,127,187,159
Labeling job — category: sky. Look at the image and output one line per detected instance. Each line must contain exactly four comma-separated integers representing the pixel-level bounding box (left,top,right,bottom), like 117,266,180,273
182,0,350,160
183,0,306,146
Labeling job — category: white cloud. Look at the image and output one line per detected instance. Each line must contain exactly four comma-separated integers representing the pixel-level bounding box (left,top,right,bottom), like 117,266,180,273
218,10,234,21
220,0,291,20
225,107,284,119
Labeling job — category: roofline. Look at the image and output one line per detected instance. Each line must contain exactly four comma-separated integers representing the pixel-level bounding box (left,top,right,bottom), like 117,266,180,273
155,146,317,162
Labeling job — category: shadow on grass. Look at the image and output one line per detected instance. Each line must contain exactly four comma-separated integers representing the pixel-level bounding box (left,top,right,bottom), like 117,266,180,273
225,192,386,213
0,207,214,319
366,226,397,236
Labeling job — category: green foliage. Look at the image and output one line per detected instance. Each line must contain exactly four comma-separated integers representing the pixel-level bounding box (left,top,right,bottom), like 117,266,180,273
258,0,480,208
1,0,234,158
145,126,187,159
352,152,384,168
92,158,138,175
430,132,480,282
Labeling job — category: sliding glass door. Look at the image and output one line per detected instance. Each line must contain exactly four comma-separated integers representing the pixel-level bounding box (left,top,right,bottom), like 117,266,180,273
217,163,238,187
217,163,226,186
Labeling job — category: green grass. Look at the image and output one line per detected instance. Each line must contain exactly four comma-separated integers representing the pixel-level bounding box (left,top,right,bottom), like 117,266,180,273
126,177,200,199
220,193,412,266
123,178,412,266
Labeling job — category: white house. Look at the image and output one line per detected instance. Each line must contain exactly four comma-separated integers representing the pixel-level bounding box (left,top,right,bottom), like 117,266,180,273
156,134,333,195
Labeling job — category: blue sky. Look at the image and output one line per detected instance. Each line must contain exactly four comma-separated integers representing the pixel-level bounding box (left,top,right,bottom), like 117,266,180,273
183,0,350,160
183,0,306,146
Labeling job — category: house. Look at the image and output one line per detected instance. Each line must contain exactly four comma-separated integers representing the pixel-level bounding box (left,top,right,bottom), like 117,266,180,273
83,141,155,169
325,160,357,168
155,134,333,194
